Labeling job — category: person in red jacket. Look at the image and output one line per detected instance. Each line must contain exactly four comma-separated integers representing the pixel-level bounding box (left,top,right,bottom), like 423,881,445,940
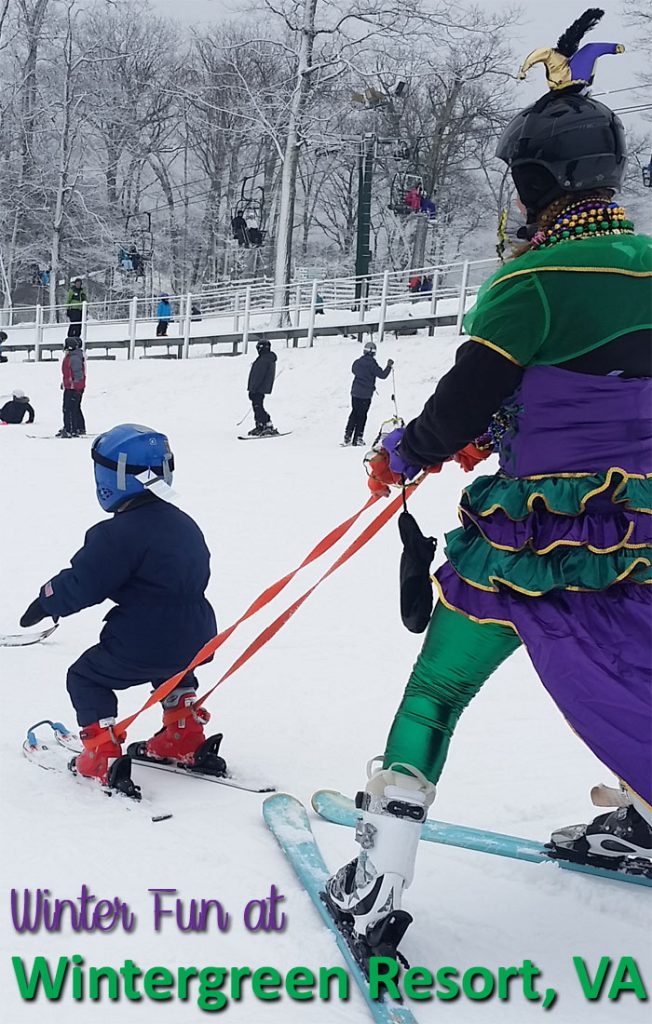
58,336,86,438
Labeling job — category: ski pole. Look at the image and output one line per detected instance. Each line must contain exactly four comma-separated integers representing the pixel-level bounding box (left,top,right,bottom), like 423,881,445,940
235,368,284,426
391,368,399,421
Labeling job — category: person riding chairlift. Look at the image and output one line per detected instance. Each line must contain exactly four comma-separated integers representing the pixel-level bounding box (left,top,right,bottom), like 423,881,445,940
231,211,250,248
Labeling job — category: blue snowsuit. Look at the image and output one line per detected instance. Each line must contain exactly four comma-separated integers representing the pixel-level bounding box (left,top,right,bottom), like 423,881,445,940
38,494,217,726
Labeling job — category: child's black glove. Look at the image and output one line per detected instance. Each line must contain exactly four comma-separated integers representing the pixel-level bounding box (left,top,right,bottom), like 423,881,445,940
20,597,48,628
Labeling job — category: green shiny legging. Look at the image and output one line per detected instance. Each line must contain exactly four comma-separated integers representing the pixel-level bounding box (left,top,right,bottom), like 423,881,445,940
383,602,521,784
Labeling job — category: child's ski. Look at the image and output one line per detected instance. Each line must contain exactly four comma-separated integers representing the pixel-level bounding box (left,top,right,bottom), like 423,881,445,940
22,721,170,818
0,623,58,647
126,756,275,793
62,729,275,794
263,793,419,1024
311,790,652,887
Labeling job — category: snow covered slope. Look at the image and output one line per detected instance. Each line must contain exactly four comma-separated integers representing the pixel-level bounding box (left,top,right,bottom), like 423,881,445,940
1,331,649,1023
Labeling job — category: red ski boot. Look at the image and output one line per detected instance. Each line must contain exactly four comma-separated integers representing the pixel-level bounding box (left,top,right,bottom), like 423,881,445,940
72,720,141,799
145,692,211,764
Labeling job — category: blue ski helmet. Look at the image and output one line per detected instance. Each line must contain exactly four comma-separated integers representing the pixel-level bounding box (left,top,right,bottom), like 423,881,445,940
91,423,174,512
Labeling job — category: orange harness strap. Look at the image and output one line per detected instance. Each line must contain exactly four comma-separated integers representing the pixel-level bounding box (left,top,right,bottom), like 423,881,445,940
84,484,419,749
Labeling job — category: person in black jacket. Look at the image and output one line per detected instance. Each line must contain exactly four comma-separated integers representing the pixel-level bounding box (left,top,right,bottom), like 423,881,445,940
247,337,278,436
19,423,217,796
1,389,35,424
344,340,394,446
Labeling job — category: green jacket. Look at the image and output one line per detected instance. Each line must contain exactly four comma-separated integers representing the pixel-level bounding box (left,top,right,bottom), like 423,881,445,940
464,234,652,367
66,287,86,310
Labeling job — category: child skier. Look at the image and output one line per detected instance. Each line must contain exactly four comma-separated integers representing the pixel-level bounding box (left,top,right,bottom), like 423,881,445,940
344,341,394,446
1,389,35,424
58,337,86,438
247,337,278,436
325,14,652,965
19,423,218,796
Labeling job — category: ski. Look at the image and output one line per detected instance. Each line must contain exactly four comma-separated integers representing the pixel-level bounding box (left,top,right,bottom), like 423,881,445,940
311,790,652,888
62,731,275,794
27,433,97,440
263,794,419,1024
237,432,292,440
0,623,58,647
127,757,276,793
22,721,171,818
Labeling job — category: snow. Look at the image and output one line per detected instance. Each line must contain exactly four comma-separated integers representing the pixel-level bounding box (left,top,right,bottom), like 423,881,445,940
1,330,650,1023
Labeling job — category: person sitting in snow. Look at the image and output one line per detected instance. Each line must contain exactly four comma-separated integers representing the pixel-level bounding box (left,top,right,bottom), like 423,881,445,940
0,388,35,424
19,424,218,797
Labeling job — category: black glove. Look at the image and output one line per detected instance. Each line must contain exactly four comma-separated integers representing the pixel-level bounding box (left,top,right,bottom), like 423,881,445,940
387,359,394,368
20,597,48,628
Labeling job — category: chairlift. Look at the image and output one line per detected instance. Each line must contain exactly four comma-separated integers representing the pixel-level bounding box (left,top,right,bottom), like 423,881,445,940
117,212,153,277
643,154,652,188
389,172,423,215
392,141,412,162
231,177,267,248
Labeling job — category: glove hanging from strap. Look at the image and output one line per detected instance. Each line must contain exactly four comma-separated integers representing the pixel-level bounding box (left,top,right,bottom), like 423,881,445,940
398,511,437,634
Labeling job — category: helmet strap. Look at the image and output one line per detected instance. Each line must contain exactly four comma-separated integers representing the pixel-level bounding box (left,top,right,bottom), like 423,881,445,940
116,452,128,491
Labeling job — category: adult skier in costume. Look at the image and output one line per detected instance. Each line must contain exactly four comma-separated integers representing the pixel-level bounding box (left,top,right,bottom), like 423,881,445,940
19,424,217,795
325,10,652,962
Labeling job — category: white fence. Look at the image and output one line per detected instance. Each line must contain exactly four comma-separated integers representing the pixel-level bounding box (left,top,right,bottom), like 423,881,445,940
0,257,499,361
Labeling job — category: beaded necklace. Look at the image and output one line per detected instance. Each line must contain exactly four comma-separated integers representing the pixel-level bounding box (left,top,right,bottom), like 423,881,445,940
529,198,634,250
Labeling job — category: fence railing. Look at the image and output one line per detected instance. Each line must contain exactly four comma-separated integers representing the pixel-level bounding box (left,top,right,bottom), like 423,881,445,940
0,256,499,361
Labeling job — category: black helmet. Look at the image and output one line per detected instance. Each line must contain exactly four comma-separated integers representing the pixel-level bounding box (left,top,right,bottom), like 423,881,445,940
64,336,81,350
256,338,271,353
496,91,627,219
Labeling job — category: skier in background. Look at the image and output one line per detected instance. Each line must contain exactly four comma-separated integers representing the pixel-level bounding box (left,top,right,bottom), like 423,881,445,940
0,330,8,362
156,294,173,337
58,337,86,438
231,211,249,247
66,277,86,338
325,13,652,963
247,337,278,436
343,340,393,447
0,389,35,424
19,424,217,797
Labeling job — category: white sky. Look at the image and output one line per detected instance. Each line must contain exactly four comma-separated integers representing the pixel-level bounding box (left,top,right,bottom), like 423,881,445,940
148,0,644,97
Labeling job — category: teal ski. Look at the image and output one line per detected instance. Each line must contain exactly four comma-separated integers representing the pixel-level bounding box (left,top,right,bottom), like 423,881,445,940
263,793,419,1024
311,790,652,888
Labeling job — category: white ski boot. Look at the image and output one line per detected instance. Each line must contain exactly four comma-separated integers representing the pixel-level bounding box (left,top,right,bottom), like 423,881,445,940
324,759,436,962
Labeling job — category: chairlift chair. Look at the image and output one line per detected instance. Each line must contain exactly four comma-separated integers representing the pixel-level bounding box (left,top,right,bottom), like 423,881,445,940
231,177,267,247
392,140,412,162
389,172,423,215
118,213,153,276
643,155,652,188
